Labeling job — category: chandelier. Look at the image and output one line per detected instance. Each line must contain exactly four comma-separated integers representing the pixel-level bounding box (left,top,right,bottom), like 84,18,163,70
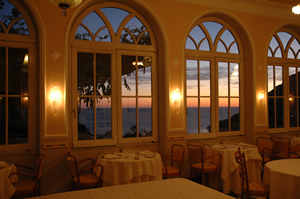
49,0,82,17
292,4,300,15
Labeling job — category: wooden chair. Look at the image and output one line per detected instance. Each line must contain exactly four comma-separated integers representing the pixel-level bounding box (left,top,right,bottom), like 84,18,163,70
66,152,103,190
159,144,185,178
287,144,300,158
187,144,222,190
256,137,274,167
9,153,45,197
235,147,270,199
271,140,289,160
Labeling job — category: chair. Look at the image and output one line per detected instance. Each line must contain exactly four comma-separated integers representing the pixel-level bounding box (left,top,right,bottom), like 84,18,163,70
159,144,185,178
287,144,300,158
9,153,45,197
66,152,103,190
256,137,273,167
187,144,222,190
235,147,270,199
271,140,289,160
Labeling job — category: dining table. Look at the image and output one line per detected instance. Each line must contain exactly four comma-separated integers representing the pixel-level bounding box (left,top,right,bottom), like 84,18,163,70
93,149,163,186
263,159,300,199
0,161,18,199
204,142,262,194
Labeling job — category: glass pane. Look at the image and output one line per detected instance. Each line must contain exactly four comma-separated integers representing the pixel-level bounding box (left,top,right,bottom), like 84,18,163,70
96,97,111,139
138,98,152,137
230,63,239,96
1,0,22,29
8,18,29,35
277,32,292,50
96,53,111,96
199,39,210,51
78,52,94,95
268,98,275,128
290,98,297,127
100,7,129,34
289,67,296,97
186,60,198,96
298,68,300,96
137,56,151,96
78,97,94,140
276,98,284,128
275,66,283,96
122,55,136,96
200,61,210,96
268,65,274,96
81,12,105,37
185,37,196,50
217,41,226,53
189,25,206,47
138,31,151,45
229,42,239,54
231,98,240,131
290,39,300,59
187,98,198,134
200,98,210,133
218,62,228,96
126,17,144,40
8,48,28,95
8,97,28,144
202,21,223,45
120,29,134,44
219,98,229,132
0,47,5,94
96,28,111,42
269,36,279,53
0,98,5,145
75,25,92,41
122,98,136,138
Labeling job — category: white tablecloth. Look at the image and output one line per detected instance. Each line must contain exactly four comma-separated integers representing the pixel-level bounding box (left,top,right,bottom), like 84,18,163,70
0,163,18,199
93,150,163,186
204,143,262,194
263,159,300,199
26,178,235,199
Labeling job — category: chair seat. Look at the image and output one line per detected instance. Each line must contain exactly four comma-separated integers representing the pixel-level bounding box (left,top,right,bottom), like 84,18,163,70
73,173,100,188
192,162,218,172
275,152,288,159
13,181,36,195
242,182,270,197
162,166,180,176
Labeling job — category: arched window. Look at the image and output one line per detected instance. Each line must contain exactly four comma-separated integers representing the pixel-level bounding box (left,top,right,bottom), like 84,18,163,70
0,0,36,151
185,17,244,139
71,3,157,147
267,30,300,132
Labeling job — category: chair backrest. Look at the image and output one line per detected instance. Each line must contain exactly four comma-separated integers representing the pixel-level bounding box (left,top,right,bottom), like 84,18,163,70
272,140,289,159
66,152,79,178
271,136,291,145
235,147,249,195
171,144,185,166
35,153,45,180
187,144,203,164
257,137,273,155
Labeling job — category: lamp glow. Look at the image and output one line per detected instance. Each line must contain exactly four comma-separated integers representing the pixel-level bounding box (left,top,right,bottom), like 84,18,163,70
172,88,181,114
49,87,62,116
258,90,264,106
292,4,300,15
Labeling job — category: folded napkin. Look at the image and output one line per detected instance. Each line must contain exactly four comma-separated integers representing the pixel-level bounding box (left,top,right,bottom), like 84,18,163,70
210,144,226,149
236,142,250,146
0,161,7,168
136,150,154,155
104,154,121,159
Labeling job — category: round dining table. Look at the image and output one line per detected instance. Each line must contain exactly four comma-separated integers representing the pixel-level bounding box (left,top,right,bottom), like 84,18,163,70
93,150,163,186
263,159,300,199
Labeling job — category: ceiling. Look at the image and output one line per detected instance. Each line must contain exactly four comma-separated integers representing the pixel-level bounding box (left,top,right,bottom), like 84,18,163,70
265,0,298,6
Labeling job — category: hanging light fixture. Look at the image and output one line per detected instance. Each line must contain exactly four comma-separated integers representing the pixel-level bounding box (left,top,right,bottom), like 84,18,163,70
49,0,82,17
292,4,300,15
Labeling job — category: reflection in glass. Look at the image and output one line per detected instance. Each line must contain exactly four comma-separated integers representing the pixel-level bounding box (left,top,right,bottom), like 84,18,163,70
0,98,5,145
137,56,151,96
96,98,112,139
219,62,228,96
78,97,94,140
200,61,210,96
186,60,198,96
219,98,229,132
122,55,136,96
187,98,198,134
138,98,152,137
0,47,5,94
75,25,92,41
8,48,28,95
96,53,111,96
8,97,28,144
122,98,136,138
78,52,94,96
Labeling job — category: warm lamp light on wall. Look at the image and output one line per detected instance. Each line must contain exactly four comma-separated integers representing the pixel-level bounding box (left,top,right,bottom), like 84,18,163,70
258,90,264,106
292,4,300,14
49,0,82,17
49,87,62,116
171,88,181,114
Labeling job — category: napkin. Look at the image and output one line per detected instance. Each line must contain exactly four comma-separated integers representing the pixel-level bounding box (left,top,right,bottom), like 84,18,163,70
0,161,7,168
210,144,226,149
104,154,121,159
136,150,154,155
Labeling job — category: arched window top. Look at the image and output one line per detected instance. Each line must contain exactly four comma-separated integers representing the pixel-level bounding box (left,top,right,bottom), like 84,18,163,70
0,0,29,36
75,6,152,46
268,31,300,59
186,20,240,54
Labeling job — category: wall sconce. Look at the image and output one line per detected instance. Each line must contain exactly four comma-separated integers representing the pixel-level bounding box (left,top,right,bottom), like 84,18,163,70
171,88,181,114
49,87,62,116
258,90,264,106
22,53,28,66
